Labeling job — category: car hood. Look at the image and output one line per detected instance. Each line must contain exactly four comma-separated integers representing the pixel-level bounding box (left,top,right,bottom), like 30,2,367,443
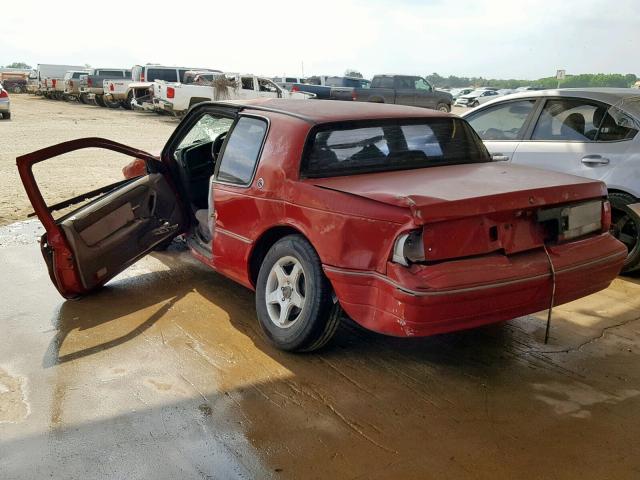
312,163,606,224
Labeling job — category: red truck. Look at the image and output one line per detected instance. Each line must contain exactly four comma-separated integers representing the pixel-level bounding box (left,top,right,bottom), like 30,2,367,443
17,99,626,351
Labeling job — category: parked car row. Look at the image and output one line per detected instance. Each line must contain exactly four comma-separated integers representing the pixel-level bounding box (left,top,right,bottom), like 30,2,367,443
279,74,453,111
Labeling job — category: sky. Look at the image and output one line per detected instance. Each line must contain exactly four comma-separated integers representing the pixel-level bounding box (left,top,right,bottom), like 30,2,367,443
1,0,638,80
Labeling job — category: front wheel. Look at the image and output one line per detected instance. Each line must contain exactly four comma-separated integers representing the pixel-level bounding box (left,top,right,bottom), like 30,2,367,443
436,102,451,113
121,91,133,110
471,100,479,107
609,192,640,273
255,235,340,352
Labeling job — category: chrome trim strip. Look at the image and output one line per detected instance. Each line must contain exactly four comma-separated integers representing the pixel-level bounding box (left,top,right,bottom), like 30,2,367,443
323,250,626,297
216,227,252,244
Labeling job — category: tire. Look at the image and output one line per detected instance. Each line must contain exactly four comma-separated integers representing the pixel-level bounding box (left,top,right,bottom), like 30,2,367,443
104,97,121,109
78,93,89,104
120,91,133,110
255,235,340,352
11,86,22,94
94,95,106,107
1,112,10,120
609,192,640,273
472,100,479,107
436,102,451,113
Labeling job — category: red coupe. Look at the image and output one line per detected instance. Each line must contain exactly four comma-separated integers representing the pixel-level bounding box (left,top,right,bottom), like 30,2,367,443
18,100,627,351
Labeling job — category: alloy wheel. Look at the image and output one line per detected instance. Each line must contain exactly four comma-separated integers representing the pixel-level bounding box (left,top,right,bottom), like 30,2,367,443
265,256,307,328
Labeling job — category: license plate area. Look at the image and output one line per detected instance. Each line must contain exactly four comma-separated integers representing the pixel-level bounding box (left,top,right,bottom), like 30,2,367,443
537,201,602,242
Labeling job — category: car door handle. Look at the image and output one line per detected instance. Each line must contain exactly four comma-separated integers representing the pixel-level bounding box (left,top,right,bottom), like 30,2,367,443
491,153,510,162
581,155,610,166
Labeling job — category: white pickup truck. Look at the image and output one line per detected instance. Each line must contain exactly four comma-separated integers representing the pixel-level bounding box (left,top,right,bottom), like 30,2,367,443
104,64,216,110
153,73,313,116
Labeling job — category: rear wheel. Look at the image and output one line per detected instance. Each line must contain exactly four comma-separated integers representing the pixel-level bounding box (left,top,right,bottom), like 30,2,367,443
11,86,23,94
609,192,640,273
436,102,451,113
471,100,479,107
104,97,121,109
1,112,10,120
255,235,340,352
94,95,106,107
78,93,89,104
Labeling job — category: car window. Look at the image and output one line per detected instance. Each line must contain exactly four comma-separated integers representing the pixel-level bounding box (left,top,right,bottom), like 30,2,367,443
72,72,85,79
216,117,268,185
415,78,431,91
303,118,490,178
258,78,279,93
597,99,639,141
467,100,535,140
241,77,255,90
377,77,394,88
146,69,178,82
177,114,234,151
532,99,602,141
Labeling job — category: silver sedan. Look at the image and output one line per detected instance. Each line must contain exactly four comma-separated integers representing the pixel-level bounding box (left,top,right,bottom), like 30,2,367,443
463,88,640,272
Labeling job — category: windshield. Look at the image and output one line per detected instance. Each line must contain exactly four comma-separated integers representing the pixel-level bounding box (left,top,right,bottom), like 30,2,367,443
176,114,234,151
302,118,490,178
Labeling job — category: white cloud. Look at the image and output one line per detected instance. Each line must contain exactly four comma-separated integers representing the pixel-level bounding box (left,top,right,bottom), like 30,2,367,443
1,0,638,79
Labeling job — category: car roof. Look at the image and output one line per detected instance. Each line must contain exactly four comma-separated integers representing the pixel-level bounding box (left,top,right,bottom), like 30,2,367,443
467,87,640,112
217,98,452,123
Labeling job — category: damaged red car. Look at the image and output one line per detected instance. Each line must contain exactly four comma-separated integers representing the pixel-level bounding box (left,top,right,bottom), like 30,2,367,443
17,99,627,351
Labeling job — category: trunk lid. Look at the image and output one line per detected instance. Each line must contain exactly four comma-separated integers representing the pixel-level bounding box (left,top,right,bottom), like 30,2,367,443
312,163,608,260
311,163,606,224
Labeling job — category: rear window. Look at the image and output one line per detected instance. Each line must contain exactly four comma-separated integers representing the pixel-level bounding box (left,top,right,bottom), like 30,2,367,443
302,118,490,178
100,70,125,77
146,68,178,82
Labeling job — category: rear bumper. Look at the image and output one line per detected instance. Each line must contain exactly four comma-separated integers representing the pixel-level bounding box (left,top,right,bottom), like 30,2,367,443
324,233,626,337
0,99,9,112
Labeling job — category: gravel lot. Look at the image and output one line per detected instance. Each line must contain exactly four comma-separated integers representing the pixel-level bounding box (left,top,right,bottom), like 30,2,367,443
0,94,179,226
0,94,468,226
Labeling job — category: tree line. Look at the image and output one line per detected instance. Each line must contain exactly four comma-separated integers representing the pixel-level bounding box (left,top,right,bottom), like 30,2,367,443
425,72,638,89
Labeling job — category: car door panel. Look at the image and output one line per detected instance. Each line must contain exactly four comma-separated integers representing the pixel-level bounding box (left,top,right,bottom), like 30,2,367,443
17,137,185,298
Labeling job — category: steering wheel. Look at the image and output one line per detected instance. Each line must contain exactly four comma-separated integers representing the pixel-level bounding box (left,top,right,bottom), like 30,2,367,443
211,132,228,162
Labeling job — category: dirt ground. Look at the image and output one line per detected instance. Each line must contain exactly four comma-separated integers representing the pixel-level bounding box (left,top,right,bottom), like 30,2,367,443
0,94,179,226
2,96,639,479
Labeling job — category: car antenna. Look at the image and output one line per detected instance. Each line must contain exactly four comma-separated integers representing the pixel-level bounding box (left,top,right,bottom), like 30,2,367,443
542,244,556,344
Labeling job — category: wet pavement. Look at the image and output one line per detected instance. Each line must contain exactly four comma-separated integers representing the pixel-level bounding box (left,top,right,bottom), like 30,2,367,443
1,221,640,479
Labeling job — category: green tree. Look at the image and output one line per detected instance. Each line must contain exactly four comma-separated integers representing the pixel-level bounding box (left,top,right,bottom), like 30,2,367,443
5,62,32,69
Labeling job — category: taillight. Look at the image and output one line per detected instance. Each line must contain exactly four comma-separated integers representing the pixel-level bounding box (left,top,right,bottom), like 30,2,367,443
69,80,74,88
602,200,612,232
0,90,8,98
88,78,93,87
140,72,145,82
167,87,175,99
52,79,57,87
109,83,114,91
291,85,300,92
352,90,357,101
392,230,425,266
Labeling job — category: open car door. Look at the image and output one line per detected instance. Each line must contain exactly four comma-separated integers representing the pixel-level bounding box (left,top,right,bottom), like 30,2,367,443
17,137,186,299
